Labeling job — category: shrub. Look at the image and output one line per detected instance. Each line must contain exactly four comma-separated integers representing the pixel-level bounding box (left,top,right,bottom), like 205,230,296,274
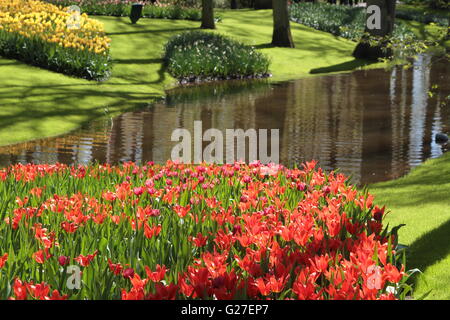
426,0,449,10
0,0,112,80
290,2,416,41
44,0,202,20
396,0,449,10
163,31,270,82
0,161,410,300
396,8,449,27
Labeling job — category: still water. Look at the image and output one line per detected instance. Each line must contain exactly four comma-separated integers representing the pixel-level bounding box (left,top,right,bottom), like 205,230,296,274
0,54,448,185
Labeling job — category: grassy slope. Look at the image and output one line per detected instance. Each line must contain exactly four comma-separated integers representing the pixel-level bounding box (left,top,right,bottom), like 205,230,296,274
370,152,450,300
0,9,379,146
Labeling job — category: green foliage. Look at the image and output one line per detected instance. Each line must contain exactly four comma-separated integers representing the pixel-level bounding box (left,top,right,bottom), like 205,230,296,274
44,0,202,20
426,0,449,10
396,7,449,27
141,5,201,21
163,31,270,82
0,29,111,81
390,0,448,9
290,2,416,42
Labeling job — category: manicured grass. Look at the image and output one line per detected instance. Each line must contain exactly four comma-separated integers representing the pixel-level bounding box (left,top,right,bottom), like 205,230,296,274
0,9,379,146
370,152,450,300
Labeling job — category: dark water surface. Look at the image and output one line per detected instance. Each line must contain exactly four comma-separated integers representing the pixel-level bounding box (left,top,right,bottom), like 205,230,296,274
1,54,449,185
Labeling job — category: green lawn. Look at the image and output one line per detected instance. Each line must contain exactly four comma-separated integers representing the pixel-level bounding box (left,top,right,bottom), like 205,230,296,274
370,152,450,300
0,9,380,146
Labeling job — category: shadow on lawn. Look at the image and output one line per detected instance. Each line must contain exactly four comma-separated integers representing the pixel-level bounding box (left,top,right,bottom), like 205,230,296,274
0,83,162,143
0,60,22,66
406,218,450,288
107,27,198,36
310,59,375,74
371,153,450,291
407,219,450,271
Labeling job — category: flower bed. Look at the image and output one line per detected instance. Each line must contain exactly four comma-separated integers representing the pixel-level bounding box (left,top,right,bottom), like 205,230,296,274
0,161,411,300
163,31,271,83
44,0,202,20
0,0,112,80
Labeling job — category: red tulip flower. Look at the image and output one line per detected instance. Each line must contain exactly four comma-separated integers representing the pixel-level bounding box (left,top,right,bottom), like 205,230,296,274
0,253,7,268
123,268,135,279
58,255,70,266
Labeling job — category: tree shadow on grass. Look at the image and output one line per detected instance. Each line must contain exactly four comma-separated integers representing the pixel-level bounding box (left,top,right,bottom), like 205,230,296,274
113,58,167,85
0,60,22,66
107,27,199,36
310,59,376,74
114,58,163,64
0,81,162,144
253,43,275,49
406,218,450,288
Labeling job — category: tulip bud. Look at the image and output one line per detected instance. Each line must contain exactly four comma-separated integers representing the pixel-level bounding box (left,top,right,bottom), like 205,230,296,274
123,268,135,279
232,224,242,235
58,255,69,266
297,182,306,191
133,187,144,196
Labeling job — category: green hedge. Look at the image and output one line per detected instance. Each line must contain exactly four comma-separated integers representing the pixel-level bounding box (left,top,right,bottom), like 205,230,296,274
44,1,202,20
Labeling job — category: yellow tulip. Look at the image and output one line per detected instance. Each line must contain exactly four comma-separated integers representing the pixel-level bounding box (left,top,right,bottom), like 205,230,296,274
0,0,110,55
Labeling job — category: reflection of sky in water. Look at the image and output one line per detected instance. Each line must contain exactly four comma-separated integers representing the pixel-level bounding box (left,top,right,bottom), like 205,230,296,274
0,54,448,185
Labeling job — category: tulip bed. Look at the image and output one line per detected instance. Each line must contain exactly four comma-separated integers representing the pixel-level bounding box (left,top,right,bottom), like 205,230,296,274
0,161,411,300
0,0,112,80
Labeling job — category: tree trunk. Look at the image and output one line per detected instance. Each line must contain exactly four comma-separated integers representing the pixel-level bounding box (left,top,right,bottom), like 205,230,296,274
353,0,396,60
271,0,295,48
201,0,215,29
231,0,238,9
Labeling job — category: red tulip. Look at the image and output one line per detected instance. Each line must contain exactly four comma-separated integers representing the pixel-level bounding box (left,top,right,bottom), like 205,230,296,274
133,187,144,196
0,253,7,268
58,256,69,266
123,268,135,279
75,251,98,267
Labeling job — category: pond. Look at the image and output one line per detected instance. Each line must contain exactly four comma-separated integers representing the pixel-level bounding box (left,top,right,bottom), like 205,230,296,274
0,54,448,185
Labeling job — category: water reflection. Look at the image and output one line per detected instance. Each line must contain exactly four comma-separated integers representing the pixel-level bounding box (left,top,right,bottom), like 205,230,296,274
0,55,448,185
